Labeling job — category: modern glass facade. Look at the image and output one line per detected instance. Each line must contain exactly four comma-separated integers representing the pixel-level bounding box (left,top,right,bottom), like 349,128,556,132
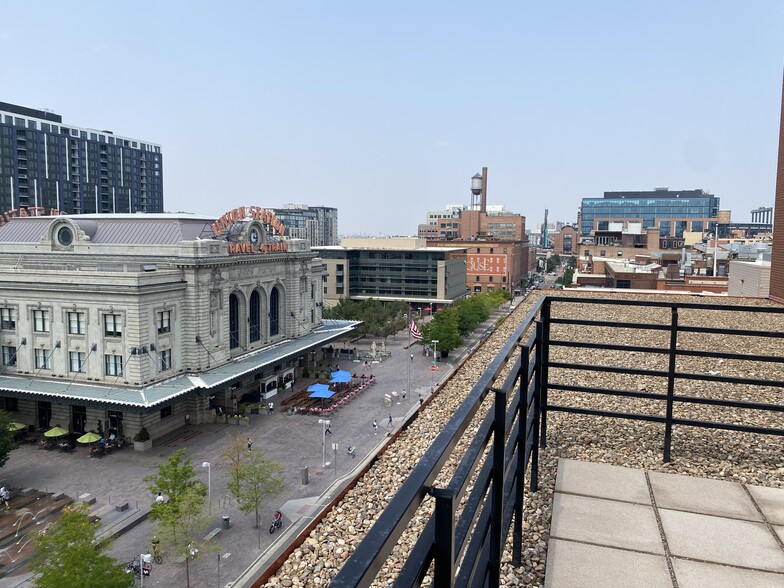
580,189,719,236
0,102,162,215
317,246,467,303
272,205,338,246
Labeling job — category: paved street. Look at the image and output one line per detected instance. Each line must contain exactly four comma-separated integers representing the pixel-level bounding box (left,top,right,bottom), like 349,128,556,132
0,304,510,588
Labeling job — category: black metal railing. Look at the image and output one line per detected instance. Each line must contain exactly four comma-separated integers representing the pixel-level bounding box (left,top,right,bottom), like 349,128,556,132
331,295,784,587
332,302,543,588
540,296,784,462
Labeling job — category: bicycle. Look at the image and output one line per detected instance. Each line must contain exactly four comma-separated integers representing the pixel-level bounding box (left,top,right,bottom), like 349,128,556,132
151,538,163,564
269,510,283,534
125,557,141,586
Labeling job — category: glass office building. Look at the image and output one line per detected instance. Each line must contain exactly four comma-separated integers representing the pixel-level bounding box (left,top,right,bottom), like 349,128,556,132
0,102,162,215
580,189,719,237
272,205,338,246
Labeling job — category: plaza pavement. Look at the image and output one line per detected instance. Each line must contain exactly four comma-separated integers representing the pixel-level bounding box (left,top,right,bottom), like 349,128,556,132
0,304,509,588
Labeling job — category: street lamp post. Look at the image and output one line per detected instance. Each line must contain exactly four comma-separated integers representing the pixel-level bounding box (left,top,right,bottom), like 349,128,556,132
202,462,211,515
407,352,413,404
318,419,331,467
430,340,439,390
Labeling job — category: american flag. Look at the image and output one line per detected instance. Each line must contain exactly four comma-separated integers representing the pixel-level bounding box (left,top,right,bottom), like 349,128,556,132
410,318,423,340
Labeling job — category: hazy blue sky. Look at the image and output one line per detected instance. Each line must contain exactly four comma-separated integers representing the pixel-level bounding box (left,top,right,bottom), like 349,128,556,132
2,1,782,235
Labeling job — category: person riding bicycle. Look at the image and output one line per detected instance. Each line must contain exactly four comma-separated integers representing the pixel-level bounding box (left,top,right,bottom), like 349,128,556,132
151,535,160,556
273,510,282,523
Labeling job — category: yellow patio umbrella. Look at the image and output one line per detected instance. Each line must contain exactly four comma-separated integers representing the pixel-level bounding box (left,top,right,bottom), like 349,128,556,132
77,432,101,444
7,422,25,432
43,426,69,438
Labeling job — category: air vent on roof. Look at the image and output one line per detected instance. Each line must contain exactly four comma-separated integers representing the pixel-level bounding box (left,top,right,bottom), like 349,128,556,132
142,264,157,272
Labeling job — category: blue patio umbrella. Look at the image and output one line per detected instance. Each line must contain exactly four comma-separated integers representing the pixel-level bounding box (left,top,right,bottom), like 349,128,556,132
308,387,335,399
307,383,333,398
330,372,351,384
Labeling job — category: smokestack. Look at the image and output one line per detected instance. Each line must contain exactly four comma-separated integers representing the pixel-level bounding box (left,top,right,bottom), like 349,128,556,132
481,166,487,214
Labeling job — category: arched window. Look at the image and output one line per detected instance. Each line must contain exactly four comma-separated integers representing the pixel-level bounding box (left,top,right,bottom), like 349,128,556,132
249,290,261,343
229,293,240,349
269,288,280,337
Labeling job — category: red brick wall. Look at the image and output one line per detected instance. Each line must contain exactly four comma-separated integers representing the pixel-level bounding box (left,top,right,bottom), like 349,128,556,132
771,72,784,302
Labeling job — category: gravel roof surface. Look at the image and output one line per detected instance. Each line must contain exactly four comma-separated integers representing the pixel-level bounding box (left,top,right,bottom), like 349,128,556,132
264,292,783,587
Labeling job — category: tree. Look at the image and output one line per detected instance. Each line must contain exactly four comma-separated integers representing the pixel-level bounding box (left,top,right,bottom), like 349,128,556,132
421,308,462,354
30,503,129,588
0,410,17,468
144,449,211,588
545,254,561,273
221,434,285,528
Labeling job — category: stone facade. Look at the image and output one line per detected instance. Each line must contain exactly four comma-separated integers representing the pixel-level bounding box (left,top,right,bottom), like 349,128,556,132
0,213,343,441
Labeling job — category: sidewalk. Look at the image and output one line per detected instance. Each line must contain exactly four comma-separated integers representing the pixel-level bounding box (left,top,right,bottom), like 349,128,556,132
545,458,784,587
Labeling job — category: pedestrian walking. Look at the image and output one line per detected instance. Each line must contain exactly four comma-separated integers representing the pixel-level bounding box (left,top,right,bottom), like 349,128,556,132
419,394,424,405
373,419,378,435
268,401,274,413
0,487,10,510
388,413,392,427
247,436,253,451
325,424,332,436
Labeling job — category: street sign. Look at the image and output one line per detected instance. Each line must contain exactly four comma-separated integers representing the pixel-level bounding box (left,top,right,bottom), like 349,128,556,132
430,365,438,372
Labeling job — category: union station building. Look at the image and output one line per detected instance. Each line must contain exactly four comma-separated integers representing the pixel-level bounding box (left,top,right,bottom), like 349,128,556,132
0,207,357,442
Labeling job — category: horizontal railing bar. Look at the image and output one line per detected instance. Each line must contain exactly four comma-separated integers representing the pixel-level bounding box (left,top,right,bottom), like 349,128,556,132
674,348,784,363
671,417,784,436
548,383,668,402
676,324,784,338
673,394,784,412
549,363,784,389
547,404,667,424
552,339,784,364
674,371,784,388
549,296,784,314
549,317,671,331
548,362,670,378
550,339,670,355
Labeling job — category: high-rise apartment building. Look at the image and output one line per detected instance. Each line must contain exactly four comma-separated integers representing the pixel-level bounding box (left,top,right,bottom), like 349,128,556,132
0,102,163,215
580,188,720,237
272,204,338,246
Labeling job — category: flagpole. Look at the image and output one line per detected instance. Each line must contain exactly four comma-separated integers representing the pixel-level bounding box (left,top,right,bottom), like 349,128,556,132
407,307,411,404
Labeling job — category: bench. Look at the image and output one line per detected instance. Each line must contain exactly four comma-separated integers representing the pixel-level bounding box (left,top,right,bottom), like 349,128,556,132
203,527,222,541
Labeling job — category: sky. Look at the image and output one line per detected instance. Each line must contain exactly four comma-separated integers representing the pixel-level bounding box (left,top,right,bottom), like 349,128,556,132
2,1,783,235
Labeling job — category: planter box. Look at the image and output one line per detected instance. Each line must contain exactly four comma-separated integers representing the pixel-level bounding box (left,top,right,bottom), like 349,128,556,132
133,439,153,452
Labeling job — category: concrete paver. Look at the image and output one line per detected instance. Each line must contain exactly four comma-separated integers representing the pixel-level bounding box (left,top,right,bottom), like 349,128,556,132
555,457,650,504
544,538,670,588
550,493,663,554
747,485,784,525
649,471,762,521
547,460,784,587
659,509,784,572
671,558,784,588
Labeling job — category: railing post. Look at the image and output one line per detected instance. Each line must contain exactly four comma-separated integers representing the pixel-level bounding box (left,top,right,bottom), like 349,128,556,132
537,299,550,448
514,343,531,566
664,306,679,463
432,487,456,588
490,386,507,587
530,347,540,494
